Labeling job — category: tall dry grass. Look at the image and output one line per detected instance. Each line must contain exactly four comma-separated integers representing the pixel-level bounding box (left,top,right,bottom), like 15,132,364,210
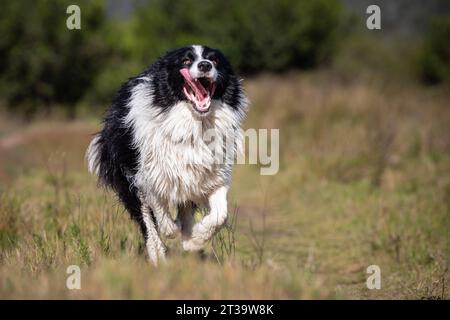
0,72,449,299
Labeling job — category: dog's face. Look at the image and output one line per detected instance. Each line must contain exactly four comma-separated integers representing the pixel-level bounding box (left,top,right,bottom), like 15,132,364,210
158,45,236,115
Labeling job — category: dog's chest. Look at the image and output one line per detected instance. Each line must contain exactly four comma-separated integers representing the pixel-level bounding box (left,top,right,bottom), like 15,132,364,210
132,102,238,204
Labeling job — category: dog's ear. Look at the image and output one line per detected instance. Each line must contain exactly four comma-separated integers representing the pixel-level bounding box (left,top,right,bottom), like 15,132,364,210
214,49,235,75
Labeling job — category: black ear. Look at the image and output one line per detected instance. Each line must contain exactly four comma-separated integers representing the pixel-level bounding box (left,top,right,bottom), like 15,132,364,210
215,49,235,75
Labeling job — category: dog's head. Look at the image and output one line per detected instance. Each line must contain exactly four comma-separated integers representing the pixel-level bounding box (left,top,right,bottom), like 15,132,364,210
154,45,238,115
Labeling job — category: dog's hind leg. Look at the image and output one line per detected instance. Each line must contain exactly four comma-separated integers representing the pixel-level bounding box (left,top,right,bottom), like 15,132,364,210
141,204,166,265
182,186,228,251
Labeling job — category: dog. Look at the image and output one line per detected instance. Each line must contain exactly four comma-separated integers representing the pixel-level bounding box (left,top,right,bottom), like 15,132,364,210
86,45,248,265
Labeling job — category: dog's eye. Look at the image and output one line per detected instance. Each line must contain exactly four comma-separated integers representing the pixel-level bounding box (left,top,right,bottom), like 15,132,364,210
212,58,219,66
182,58,192,65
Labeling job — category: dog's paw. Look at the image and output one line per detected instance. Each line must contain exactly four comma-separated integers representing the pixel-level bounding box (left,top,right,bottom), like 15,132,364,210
182,237,206,251
160,219,180,239
146,241,166,266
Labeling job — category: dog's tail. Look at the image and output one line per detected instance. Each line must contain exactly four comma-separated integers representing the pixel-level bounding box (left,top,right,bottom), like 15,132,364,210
86,134,101,177
85,133,148,239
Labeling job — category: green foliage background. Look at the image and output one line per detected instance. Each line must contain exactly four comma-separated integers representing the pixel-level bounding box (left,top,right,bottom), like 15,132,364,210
418,16,450,84
0,0,109,114
0,0,344,112
0,0,448,114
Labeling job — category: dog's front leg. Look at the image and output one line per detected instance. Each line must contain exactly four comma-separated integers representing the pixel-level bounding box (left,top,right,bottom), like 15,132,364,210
141,204,166,266
182,186,228,251
148,194,179,239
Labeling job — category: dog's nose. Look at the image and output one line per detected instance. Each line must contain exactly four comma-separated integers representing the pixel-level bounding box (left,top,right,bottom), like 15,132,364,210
198,61,212,72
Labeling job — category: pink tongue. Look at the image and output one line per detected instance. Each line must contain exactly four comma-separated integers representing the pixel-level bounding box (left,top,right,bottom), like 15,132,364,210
179,68,208,101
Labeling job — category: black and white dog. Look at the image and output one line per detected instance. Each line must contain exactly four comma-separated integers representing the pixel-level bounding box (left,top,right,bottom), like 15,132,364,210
87,45,248,265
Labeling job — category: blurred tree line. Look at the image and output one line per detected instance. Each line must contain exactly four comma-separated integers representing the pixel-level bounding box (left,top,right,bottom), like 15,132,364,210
0,0,343,114
418,16,450,84
0,0,109,115
0,0,448,115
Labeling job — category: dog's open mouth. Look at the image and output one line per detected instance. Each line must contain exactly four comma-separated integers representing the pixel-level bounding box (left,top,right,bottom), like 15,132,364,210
180,68,216,113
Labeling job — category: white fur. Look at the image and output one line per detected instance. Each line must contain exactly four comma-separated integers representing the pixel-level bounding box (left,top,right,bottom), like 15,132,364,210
182,186,229,251
125,81,246,205
141,204,166,265
192,45,203,59
86,135,100,176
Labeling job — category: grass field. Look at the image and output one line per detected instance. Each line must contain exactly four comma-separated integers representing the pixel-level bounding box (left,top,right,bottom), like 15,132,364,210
0,72,449,299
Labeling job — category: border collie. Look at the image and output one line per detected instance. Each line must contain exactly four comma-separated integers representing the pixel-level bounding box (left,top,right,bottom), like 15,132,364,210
86,45,248,265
